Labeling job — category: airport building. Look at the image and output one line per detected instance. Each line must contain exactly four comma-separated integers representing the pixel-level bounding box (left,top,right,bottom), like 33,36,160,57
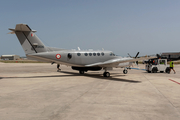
1,55,20,60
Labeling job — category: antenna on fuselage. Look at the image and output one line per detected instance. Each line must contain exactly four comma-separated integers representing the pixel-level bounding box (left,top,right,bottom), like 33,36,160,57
78,47,81,51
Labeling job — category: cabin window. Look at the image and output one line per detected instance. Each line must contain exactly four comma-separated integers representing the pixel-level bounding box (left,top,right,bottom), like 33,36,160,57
89,53,92,56
77,53,81,56
84,53,88,56
97,53,100,56
93,53,96,56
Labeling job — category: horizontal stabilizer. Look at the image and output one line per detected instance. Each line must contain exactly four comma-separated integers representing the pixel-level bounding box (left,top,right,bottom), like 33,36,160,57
8,24,36,34
9,24,47,54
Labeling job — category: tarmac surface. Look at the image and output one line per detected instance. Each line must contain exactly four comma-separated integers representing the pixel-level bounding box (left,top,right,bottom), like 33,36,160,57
0,62,180,120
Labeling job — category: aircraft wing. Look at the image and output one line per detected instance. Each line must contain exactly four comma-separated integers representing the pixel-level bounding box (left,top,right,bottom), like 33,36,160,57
85,56,156,67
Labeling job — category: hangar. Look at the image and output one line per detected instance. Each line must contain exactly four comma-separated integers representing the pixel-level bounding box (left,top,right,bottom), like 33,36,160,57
1,55,20,60
161,52,180,60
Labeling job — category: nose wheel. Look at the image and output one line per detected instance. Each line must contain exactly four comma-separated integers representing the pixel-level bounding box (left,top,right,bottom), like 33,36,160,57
123,69,128,74
103,72,110,77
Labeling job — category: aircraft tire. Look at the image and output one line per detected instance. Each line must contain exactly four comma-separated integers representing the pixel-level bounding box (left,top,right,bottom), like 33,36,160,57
103,72,110,77
79,70,84,74
103,72,106,77
123,70,128,74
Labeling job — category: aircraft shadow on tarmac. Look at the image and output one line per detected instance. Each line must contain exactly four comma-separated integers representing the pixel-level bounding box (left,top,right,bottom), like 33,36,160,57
0,71,141,83
60,71,141,83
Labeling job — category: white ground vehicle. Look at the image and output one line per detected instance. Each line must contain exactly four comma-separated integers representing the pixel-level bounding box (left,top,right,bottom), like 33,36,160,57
145,59,170,73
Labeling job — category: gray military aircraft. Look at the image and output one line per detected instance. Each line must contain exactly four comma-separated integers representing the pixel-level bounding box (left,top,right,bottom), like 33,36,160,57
9,24,154,77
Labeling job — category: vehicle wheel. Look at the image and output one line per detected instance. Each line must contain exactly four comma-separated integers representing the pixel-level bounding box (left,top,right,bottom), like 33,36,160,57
152,68,157,73
165,67,170,73
148,70,151,73
79,70,84,74
160,71,164,73
123,69,128,74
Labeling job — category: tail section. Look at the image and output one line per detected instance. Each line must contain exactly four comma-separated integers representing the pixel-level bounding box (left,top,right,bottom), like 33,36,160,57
9,24,47,54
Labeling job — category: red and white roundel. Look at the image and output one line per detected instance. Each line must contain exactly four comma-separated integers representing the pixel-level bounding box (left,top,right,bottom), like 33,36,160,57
56,54,61,59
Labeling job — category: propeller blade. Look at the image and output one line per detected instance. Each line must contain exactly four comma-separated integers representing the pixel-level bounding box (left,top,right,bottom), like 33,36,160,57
135,52,140,58
128,53,132,58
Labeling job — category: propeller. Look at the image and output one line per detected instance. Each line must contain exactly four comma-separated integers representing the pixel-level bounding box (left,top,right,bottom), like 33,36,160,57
128,52,139,58
135,52,139,66
128,53,132,58
135,52,140,59
127,52,140,67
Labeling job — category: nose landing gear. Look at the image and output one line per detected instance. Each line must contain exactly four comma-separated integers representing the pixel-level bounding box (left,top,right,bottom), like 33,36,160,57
123,69,128,74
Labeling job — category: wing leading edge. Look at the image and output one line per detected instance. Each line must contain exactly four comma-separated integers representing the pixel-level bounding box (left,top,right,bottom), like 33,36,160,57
85,56,156,67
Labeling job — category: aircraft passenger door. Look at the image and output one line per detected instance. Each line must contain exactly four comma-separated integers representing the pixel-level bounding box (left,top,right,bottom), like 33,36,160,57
67,53,72,61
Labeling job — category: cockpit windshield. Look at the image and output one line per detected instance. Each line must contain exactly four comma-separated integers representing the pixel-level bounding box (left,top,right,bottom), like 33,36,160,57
110,52,116,56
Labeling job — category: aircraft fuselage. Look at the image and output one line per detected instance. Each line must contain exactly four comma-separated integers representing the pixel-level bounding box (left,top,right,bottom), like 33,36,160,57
27,50,132,67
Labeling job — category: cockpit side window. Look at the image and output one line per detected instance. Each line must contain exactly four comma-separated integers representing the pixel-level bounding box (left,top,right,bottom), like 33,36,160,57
101,52,104,56
110,52,115,56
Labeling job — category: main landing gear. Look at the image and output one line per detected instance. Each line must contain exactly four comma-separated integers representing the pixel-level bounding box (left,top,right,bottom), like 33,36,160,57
103,72,110,77
78,67,128,77
79,70,84,74
103,68,128,77
79,70,110,77
103,68,111,77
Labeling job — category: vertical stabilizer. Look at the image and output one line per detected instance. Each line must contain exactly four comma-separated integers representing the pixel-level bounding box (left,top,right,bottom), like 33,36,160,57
9,24,47,54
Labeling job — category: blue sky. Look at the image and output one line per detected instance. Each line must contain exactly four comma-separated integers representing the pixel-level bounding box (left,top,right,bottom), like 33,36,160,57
1,0,180,57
